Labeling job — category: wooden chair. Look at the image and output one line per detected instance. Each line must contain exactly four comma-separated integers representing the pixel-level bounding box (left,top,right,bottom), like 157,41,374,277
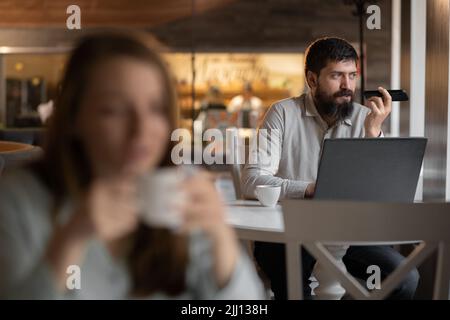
282,200,450,300
0,141,43,172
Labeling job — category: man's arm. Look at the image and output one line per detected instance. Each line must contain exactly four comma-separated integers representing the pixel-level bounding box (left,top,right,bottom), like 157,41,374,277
241,103,313,200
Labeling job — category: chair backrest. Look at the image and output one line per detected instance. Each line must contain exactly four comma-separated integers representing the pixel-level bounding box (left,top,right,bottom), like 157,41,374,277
230,131,243,199
0,146,43,172
226,128,251,200
282,200,450,300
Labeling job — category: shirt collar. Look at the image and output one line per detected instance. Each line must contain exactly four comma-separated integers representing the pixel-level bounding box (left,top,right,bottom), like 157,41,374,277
304,92,319,117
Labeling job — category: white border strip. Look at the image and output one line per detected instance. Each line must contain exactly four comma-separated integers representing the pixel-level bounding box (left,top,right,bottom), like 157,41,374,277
410,0,426,201
390,0,402,137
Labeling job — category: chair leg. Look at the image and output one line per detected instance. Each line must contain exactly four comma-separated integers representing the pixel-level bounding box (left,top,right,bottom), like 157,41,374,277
312,245,348,300
286,242,303,300
239,240,273,298
433,242,450,300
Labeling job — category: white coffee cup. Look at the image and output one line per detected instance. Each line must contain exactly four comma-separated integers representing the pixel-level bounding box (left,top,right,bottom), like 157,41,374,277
255,185,281,207
137,166,196,229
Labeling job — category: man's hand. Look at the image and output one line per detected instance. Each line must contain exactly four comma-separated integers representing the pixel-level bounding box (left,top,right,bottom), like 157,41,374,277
305,182,316,199
364,87,392,137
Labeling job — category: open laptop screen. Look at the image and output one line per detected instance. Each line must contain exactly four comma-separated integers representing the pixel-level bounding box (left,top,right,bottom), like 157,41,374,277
314,138,427,202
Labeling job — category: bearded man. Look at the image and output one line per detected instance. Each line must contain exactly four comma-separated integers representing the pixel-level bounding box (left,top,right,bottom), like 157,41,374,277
242,37,419,300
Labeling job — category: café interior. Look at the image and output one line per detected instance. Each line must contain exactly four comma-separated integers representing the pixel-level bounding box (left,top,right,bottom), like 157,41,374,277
0,0,450,301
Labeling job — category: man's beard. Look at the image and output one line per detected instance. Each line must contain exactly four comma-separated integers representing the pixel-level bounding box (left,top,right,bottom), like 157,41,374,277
314,87,354,122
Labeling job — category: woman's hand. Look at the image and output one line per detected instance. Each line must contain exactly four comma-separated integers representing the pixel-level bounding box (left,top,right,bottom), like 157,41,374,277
46,176,139,291
179,171,239,288
179,171,227,237
72,176,139,243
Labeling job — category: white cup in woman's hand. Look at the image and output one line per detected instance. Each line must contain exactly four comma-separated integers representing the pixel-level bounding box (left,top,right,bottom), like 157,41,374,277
255,185,281,207
136,166,194,230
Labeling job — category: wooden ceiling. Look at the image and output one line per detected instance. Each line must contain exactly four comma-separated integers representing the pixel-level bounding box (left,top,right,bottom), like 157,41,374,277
0,0,236,27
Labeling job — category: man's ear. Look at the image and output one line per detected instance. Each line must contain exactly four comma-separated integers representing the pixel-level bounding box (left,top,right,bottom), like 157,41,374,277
306,70,318,89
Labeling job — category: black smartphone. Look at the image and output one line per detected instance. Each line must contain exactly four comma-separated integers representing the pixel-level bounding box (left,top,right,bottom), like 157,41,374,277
363,89,409,102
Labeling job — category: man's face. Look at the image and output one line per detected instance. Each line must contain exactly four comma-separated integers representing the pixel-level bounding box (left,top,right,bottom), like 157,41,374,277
308,60,358,121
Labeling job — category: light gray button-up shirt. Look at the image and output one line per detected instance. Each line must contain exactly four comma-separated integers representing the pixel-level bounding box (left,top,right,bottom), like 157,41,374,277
242,92,374,200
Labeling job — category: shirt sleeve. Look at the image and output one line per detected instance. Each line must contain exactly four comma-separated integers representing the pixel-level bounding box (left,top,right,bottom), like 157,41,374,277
252,97,263,110
0,172,61,299
186,232,265,300
241,103,312,199
227,96,241,113
361,128,385,138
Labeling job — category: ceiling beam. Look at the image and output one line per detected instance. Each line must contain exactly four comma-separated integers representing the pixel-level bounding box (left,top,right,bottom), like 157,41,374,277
0,0,236,27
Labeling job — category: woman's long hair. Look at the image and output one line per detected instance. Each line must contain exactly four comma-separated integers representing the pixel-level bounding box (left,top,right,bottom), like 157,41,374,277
32,32,188,297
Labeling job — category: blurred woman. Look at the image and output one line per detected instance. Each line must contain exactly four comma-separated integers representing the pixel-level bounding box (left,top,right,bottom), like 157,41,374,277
0,33,264,299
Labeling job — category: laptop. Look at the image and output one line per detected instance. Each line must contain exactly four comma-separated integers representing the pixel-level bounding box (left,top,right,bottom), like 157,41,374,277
314,138,427,202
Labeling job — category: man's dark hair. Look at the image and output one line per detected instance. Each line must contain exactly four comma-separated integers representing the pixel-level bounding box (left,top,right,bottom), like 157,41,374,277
304,37,358,76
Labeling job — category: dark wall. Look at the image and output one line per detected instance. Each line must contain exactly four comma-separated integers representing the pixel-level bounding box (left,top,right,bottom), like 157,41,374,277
400,0,411,137
151,0,393,95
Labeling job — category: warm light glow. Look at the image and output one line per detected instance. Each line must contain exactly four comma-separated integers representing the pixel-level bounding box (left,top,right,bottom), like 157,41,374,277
0,46,12,54
14,62,24,72
31,77,40,86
